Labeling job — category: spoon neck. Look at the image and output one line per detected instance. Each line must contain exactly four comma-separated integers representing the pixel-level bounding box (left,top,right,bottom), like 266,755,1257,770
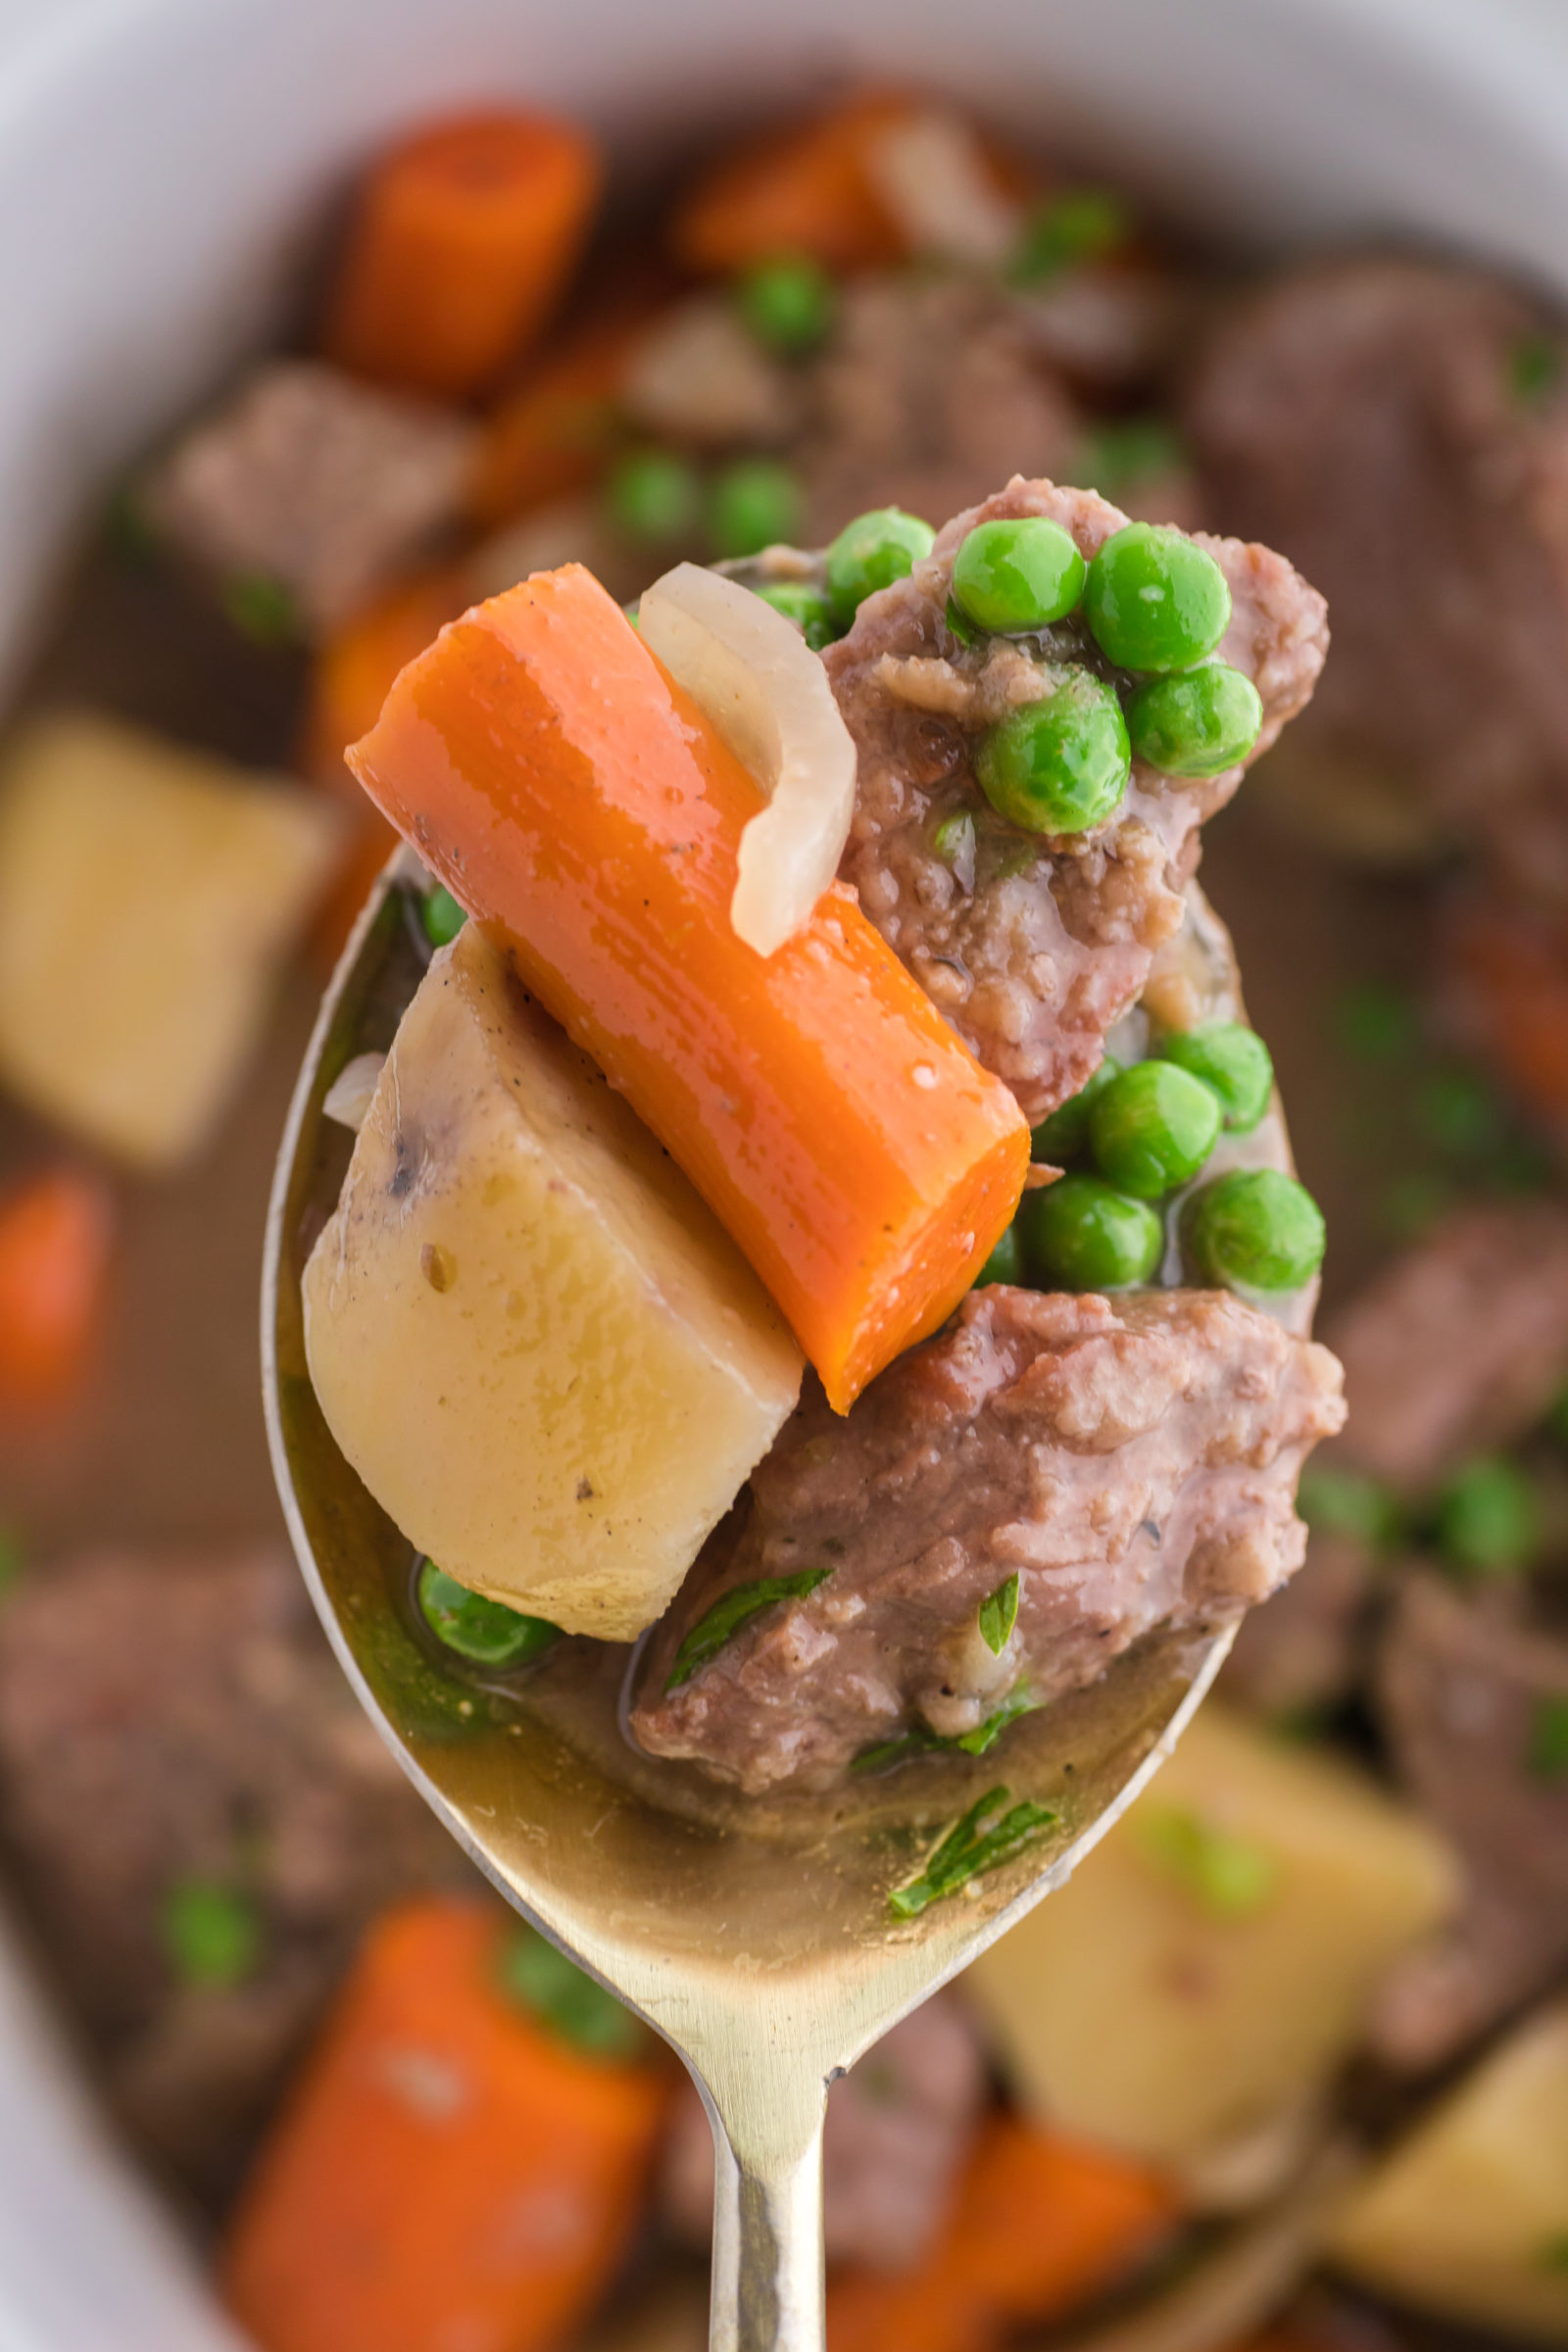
702,2067,828,2352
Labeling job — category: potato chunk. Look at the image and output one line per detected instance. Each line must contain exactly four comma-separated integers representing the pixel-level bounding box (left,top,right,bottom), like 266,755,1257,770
964,1706,1457,2171
1330,1998,1568,2341
0,714,340,1166
303,923,804,1640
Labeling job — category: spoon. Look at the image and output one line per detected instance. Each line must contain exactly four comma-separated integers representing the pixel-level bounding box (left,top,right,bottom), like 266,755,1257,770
262,847,1236,2352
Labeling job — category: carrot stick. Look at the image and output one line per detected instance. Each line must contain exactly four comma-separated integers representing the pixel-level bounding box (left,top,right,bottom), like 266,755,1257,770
0,1168,114,1406
222,1899,670,2352
323,112,602,399
828,2115,1178,2352
347,564,1028,1411
672,92,917,273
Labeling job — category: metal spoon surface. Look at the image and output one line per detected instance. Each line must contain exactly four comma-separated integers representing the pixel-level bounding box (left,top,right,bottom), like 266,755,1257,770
262,849,1236,2352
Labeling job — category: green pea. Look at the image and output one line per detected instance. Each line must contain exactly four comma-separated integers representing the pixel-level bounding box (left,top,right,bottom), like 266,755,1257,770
1183,1169,1326,1293
421,885,466,948
1018,1173,1163,1292
975,669,1130,836
754,580,837,651
416,1560,562,1669
824,507,936,626
735,254,837,352
606,449,701,543
1030,1056,1123,1165
975,1222,1024,1286
1433,1458,1541,1580
950,517,1087,634
1157,1023,1273,1133
708,459,803,559
1084,523,1231,674
1088,1060,1222,1198
1128,662,1262,777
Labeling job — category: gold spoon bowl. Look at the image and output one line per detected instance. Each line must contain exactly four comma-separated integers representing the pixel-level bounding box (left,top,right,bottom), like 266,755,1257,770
262,849,1237,2352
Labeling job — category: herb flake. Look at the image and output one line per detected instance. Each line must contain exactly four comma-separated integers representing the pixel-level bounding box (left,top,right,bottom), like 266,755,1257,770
1138,1804,1279,1920
890,1784,1056,1920
665,1567,832,1690
161,1880,261,1989
978,1574,1020,1656
497,1926,645,2062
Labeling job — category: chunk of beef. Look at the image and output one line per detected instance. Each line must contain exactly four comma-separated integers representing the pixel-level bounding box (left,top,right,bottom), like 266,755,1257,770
0,1547,465,2205
1228,1200,1568,1713
1323,1200,1568,1494
633,1287,1345,1792
1185,257,1568,902
661,1991,986,2270
824,476,1327,1119
1368,1570,1568,2071
802,280,1082,543
143,360,476,632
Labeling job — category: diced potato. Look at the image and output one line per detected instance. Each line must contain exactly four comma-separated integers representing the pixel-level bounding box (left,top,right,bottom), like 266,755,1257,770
0,714,340,1166
1330,1999,1568,2342
964,1706,1458,2171
303,923,804,1640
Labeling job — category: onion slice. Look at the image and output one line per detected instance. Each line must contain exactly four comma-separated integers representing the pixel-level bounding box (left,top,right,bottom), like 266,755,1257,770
639,562,858,957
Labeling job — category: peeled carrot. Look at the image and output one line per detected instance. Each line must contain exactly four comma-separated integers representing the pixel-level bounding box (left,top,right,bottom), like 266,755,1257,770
828,2115,1178,2352
222,1899,670,2352
348,564,1028,1411
0,1168,114,1406
672,91,915,274
323,112,601,399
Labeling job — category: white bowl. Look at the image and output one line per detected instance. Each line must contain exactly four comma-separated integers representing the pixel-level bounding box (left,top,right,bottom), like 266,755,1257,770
0,0,1564,2341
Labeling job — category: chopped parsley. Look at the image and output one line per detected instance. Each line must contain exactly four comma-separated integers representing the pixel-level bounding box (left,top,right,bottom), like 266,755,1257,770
855,1685,1040,1774
1008,190,1128,287
1138,1804,1279,1920
497,1926,645,2061
1434,1457,1542,1580
1511,332,1562,406
978,1574,1020,1656
220,571,302,647
889,1784,1057,1921
664,1567,833,1690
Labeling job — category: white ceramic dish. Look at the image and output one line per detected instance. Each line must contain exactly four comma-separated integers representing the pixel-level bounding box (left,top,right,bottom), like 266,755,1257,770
0,0,1564,2340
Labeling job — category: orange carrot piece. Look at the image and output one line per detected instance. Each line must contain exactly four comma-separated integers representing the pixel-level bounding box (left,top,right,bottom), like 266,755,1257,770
466,307,657,526
828,2115,1178,2352
323,112,601,399
1447,894,1568,1144
0,1168,114,1406
348,564,1028,1410
222,1899,670,2352
673,92,926,274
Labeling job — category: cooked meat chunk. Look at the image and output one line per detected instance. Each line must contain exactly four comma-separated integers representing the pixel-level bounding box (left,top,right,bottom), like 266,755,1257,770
143,360,476,632
661,1991,986,2270
633,1287,1345,1792
1185,257,1568,901
1368,1570,1568,2072
1322,1200,1568,1493
0,1547,465,2204
824,476,1327,1119
802,279,1082,542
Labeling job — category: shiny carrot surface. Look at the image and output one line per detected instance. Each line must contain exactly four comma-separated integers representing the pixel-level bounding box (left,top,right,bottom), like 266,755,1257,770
348,564,1028,1410
323,112,601,399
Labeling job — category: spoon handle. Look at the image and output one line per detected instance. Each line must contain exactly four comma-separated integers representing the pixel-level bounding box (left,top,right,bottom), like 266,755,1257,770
703,2067,828,2352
